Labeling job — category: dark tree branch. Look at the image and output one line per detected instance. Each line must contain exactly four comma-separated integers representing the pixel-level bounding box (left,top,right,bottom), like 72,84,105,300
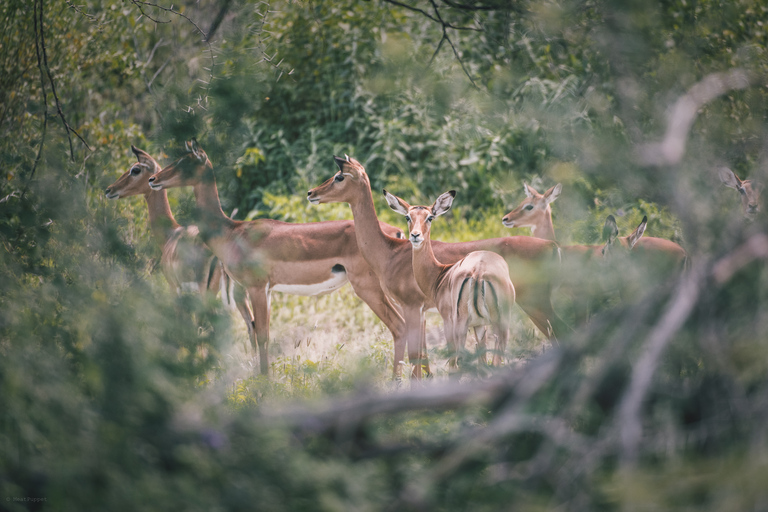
37,0,92,161
205,0,232,42
26,0,49,199
440,0,514,11
428,0,480,89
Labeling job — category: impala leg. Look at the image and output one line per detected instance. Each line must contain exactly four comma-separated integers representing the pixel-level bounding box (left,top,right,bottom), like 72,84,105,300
419,313,432,377
348,275,406,380
473,326,489,366
248,285,271,375
492,324,509,366
231,283,256,354
403,307,427,380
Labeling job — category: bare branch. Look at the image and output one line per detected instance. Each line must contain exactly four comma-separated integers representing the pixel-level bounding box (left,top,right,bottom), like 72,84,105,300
636,69,755,167
37,0,92,161
205,0,233,42
25,0,49,199
428,0,480,89
712,232,768,284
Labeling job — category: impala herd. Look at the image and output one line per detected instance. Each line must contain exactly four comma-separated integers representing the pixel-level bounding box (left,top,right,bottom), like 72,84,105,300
106,140,762,381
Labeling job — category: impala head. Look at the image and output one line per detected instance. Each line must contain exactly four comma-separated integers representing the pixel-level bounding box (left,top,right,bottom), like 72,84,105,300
601,215,647,257
502,182,561,231
718,167,763,220
383,189,456,249
104,146,162,199
307,154,368,205
148,138,212,191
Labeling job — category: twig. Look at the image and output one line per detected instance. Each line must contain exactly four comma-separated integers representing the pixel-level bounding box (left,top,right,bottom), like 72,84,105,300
127,0,216,112
428,0,480,89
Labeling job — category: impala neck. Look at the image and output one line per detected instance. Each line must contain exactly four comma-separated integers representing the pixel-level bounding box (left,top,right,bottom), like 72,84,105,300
532,210,557,242
347,176,396,274
191,171,235,238
144,189,180,247
411,235,444,305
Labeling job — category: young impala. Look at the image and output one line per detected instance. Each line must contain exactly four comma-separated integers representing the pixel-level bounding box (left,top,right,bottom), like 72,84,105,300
308,155,567,378
385,190,515,367
147,140,408,377
719,167,763,221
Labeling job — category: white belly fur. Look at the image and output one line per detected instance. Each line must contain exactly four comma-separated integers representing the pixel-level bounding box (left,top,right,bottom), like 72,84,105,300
270,272,348,296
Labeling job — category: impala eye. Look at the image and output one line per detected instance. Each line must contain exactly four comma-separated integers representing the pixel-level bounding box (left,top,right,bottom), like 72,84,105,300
130,166,141,176
427,215,435,222
335,174,344,182
405,215,411,223
739,187,747,195
524,204,534,211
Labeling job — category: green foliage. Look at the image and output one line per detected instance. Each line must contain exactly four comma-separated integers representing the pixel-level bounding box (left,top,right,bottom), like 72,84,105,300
3,0,768,510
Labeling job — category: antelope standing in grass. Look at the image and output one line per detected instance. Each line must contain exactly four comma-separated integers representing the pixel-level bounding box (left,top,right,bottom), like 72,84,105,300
148,140,408,377
503,183,686,321
308,155,566,378
385,189,515,367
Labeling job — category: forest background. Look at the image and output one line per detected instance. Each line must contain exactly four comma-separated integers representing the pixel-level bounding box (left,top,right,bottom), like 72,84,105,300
2,0,768,510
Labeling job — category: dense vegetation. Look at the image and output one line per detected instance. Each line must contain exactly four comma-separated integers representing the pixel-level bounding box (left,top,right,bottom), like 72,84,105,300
1,0,767,510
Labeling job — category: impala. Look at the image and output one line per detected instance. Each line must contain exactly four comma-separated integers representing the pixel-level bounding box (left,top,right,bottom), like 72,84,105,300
104,146,255,345
719,167,763,221
147,140,408,377
502,183,687,321
308,155,567,378
104,145,251,304
385,189,515,367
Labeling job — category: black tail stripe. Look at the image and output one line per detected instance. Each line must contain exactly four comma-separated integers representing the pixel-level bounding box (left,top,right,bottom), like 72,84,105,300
206,256,219,291
486,281,499,316
457,277,470,311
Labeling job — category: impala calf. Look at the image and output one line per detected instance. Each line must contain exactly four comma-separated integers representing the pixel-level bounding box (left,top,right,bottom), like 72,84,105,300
148,140,407,377
386,190,515,367
719,167,763,221
104,146,255,344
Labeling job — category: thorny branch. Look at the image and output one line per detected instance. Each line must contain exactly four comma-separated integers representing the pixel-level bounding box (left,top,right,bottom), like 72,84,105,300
253,1,294,83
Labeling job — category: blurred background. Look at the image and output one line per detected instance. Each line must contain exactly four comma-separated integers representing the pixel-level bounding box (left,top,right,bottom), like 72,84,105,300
1,0,767,510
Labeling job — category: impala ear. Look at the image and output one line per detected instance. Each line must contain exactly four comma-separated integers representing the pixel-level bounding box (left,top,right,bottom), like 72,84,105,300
523,182,536,198
602,215,619,244
432,190,456,217
718,167,743,191
333,155,347,171
383,189,410,216
627,215,647,249
544,183,562,205
131,145,152,165
187,138,205,161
